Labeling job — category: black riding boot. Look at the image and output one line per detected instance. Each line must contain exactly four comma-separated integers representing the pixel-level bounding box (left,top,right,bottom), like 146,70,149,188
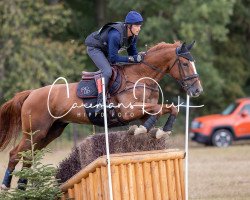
95,92,104,114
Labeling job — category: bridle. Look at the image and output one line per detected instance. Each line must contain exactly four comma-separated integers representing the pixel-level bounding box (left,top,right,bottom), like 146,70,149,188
168,56,199,91
142,49,199,91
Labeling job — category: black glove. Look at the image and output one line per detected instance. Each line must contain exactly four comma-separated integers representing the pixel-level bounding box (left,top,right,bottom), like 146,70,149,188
128,53,144,63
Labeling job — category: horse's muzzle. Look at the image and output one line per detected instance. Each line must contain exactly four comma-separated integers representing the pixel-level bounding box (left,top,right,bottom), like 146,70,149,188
188,87,203,97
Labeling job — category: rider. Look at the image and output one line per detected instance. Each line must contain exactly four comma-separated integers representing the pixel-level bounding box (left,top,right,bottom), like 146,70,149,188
85,10,144,113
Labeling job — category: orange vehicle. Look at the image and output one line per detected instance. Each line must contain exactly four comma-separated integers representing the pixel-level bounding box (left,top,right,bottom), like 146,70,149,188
190,98,250,147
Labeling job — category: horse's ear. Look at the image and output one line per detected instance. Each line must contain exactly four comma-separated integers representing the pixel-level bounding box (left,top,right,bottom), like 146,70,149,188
180,42,186,50
186,40,195,51
178,42,186,53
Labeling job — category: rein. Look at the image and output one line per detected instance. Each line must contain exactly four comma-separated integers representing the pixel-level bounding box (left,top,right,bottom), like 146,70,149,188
141,61,167,75
142,54,199,91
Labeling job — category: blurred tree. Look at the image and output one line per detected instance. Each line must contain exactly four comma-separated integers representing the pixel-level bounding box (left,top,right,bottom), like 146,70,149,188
64,0,96,38
212,0,250,104
0,0,87,103
95,0,107,27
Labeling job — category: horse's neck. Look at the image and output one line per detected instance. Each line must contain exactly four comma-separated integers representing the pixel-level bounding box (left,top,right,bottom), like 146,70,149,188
153,47,176,79
122,46,176,83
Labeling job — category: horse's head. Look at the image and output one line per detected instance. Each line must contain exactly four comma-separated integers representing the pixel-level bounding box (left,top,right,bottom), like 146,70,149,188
168,41,203,97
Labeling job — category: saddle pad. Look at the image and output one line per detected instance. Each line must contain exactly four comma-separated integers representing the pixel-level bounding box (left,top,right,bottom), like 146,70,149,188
77,79,98,98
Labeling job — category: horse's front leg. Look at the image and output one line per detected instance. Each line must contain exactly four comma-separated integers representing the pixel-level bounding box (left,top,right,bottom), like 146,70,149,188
121,102,161,135
127,114,159,135
148,104,178,138
120,102,177,137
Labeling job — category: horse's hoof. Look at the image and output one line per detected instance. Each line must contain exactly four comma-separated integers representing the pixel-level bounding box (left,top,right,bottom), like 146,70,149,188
150,128,171,139
1,184,9,191
128,125,138,135
134,125,147,135
149,128,158,136
156,129,171,139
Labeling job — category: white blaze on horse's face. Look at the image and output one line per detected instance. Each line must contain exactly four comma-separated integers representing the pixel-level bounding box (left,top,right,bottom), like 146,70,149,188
188,60,203,97
190,61,197,74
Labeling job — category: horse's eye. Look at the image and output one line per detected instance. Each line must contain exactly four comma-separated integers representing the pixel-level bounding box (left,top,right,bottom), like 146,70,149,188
183,63,189,67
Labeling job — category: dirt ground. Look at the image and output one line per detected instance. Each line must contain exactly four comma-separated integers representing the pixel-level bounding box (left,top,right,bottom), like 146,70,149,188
189,144,250,200
0,135,250,199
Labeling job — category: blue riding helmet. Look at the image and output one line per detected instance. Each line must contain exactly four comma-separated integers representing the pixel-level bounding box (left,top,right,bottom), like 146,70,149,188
125,11,143,25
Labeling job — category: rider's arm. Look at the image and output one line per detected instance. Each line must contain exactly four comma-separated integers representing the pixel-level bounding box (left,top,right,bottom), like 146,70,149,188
108,29,129,64
127,37,138,56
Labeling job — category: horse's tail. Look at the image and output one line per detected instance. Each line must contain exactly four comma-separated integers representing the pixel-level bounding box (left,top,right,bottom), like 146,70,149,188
0,90,32,151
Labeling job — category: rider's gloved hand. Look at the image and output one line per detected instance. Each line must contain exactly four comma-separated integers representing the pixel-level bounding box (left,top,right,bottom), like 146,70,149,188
139,51,147,57
128,53,145,63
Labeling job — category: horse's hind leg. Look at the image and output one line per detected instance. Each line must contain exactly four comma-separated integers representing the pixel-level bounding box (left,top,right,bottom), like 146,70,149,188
34,121,68,150
1,118,52,190
1,135,30,190
1,130,49,190
16,121,68,189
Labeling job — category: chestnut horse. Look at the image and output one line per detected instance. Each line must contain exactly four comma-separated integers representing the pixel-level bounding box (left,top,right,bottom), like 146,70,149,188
0,41,203,189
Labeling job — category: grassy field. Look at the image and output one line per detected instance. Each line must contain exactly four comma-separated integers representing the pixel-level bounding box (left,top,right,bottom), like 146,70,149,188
189,144,250,200
0,135,250,199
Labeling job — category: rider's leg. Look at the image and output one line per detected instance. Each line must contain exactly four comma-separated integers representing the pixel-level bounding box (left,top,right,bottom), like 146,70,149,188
87,47,112,113
87,47,112,90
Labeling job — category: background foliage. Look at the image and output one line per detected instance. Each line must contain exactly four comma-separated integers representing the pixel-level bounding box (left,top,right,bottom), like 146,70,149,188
0,0,249,136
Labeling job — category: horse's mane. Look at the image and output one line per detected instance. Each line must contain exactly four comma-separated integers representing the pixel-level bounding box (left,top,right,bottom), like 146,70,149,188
147,41,181,53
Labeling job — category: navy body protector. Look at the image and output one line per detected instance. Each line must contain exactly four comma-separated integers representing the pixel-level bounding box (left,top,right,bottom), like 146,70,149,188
85,22,136,55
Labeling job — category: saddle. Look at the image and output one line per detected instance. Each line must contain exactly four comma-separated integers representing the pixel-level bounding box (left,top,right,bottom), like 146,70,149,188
76,66,122,99
76,66,126,127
